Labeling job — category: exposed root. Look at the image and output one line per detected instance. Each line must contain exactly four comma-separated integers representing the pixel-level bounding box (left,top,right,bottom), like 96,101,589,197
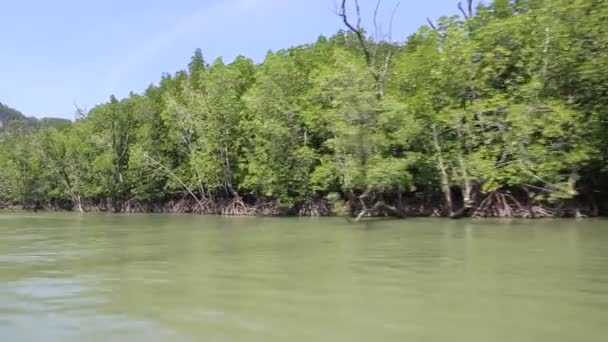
5,190,601,219
298,198,332,217
472,191,556,218
221,196,252,216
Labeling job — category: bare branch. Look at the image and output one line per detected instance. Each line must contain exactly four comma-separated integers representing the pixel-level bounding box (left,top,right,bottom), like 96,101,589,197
378,2,399,82
354,0,362,31
468,0,473,18
426,17,437,30
73,102,88,120
372,0,383,62
339,0,374,77
458,1,469,19
338,0,400,99
388,2,400,42
338,0,373,67
373,0,382,42
354,200,406,222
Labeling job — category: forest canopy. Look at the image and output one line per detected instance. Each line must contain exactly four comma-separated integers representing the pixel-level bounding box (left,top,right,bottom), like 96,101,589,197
1,0,606,218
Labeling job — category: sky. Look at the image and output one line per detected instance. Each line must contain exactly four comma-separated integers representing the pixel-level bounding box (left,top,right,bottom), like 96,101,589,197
0,0,458,119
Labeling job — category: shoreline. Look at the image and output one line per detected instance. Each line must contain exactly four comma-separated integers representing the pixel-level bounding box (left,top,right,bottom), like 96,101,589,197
0,210,603,221
0,195,601,219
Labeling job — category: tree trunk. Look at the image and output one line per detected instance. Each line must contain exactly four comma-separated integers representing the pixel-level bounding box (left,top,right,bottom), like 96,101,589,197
458,154,474,209
71,193,84,213
432,125,453,215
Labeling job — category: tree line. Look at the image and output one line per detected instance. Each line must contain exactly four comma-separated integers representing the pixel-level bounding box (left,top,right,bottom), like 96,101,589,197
1,0,606,218
0,102,70,134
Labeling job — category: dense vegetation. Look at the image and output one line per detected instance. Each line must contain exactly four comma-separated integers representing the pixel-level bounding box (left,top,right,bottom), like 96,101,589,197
1,0,606,218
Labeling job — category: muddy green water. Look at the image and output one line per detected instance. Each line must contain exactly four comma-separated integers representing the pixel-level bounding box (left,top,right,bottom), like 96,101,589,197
1,214,607,341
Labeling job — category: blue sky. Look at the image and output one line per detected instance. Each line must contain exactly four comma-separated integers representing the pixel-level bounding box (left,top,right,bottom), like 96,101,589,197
0,0,458,119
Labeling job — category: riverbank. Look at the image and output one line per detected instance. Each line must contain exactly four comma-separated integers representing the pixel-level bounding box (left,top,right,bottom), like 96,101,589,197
1,191,602,219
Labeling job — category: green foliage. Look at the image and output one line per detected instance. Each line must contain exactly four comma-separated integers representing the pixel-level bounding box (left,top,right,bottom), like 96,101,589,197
0,0,605,212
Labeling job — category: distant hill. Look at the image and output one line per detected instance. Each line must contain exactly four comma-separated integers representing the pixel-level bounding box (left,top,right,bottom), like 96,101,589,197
0,102,71,132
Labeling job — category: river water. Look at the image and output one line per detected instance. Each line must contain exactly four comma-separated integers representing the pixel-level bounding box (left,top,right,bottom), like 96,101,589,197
1,214,607,341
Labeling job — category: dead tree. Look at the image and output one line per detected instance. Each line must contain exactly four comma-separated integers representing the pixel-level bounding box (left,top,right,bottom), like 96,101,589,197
338,0,398,99
73,102,88,121
427,0,474,29
457,0,474,19
426,0,479,218
337,0,405,221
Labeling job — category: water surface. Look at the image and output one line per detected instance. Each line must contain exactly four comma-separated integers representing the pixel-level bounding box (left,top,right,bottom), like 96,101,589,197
1,214,607,341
